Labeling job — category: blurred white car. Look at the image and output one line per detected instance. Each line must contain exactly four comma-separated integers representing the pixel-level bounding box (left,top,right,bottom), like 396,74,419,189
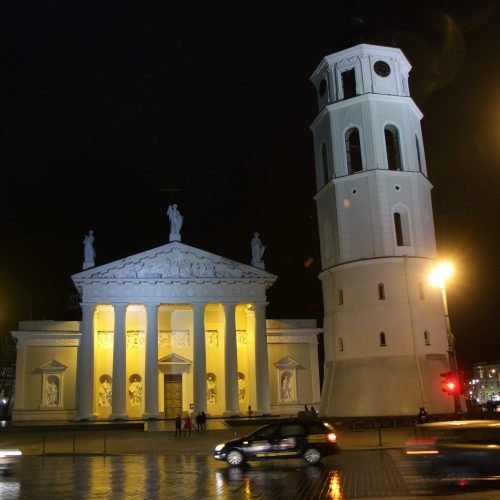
0,449,22,470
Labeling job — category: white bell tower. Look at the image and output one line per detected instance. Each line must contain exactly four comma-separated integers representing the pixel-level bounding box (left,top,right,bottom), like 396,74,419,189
310,43,454,417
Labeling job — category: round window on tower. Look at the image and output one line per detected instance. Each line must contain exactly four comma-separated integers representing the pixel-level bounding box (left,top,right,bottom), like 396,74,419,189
374,60,391,77
319,78,327,97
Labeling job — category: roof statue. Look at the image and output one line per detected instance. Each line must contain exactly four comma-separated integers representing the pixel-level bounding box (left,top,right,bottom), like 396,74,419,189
251,232,266,270
82,230,95,270
167,204,183,242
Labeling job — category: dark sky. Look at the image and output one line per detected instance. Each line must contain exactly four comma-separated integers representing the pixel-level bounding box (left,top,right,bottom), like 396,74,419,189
1,1,499,370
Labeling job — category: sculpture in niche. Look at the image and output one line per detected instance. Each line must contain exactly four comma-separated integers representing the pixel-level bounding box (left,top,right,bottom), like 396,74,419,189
83,230,96,270
207,373,217,403
251,232,266,269
98,374,112,407
280,371,292,401
44,375,60,406
128,374,143,406
167,204,183,241
238,372,246,401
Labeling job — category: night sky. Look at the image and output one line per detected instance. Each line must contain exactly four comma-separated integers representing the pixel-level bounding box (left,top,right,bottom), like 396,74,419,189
1,1,499,370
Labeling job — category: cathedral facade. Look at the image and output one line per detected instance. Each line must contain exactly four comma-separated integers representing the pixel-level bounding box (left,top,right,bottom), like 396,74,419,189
11,242,321,421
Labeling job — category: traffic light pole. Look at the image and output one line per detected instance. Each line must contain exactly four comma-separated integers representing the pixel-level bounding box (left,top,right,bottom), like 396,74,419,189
440,286,462,417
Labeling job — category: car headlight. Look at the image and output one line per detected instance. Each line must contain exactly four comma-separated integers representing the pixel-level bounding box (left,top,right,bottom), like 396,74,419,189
214,444,225,452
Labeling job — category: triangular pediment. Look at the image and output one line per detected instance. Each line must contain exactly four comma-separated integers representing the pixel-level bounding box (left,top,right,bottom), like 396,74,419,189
274,356,302,369
72,242,276,282
34,359,68,373
159,353,192,364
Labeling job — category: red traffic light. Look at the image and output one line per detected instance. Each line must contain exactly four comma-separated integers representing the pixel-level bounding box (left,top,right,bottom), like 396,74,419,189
440,371,459,395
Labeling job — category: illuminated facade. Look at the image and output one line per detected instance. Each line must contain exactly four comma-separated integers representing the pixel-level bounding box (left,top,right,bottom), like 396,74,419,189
310,44,454,417
11,242,321,420
469,363,500,403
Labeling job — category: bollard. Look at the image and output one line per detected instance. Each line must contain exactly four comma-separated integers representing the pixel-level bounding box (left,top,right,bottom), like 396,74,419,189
42,434,46,457
73,434,76,456
103,432,107,454
377,421,382,446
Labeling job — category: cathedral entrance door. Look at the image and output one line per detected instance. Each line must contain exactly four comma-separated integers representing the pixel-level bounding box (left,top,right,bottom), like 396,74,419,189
165,374,182,418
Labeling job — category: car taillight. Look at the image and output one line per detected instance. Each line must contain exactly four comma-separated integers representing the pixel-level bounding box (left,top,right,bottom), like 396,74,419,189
326,433,337,443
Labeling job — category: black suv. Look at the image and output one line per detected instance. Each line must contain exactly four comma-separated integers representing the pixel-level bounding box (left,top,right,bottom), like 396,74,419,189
214,420,339,466
404,420,500,485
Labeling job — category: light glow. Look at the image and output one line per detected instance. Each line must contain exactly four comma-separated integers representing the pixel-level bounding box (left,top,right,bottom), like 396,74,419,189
429,262,453,288
214,444,225,452
327,433,337,443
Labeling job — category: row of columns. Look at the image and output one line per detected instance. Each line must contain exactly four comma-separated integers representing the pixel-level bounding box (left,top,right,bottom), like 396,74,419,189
76,302,271,420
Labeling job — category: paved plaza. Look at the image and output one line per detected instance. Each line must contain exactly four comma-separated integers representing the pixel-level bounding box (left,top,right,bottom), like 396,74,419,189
1,420,500,499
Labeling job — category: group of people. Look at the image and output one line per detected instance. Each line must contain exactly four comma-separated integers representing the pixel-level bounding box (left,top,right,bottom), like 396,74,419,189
175,411,207,437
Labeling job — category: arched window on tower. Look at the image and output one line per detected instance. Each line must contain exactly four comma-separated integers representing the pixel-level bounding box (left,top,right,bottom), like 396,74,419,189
393,209,411,246
339,337,344,352
379,332,387,346
322,143,329,184
345,128,363,174
385,125,402,171
416,135,423,173
378,283,386,300
338,289,344,305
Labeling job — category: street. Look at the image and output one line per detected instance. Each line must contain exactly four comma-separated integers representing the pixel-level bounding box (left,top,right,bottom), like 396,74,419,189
2,449,500,499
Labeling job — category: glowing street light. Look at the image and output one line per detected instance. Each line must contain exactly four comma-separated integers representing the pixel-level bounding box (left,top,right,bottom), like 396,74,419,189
429,261,462,416
428,262,453,289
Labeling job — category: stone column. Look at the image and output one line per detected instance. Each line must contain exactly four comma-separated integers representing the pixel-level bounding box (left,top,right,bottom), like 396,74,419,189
144,303,160,419
77,303,97,420
110,303,128,419
192,303,207,415
223,303,240,415
254,302,271,414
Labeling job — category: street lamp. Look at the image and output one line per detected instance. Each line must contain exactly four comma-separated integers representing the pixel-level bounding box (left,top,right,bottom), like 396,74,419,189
429,262,462,416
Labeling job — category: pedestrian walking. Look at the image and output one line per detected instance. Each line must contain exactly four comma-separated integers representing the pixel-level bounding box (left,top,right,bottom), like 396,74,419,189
174,414,182,437
247,405,253,418
195,412,202,431
201,411,207,431
183,414,193,437
304,404,309,412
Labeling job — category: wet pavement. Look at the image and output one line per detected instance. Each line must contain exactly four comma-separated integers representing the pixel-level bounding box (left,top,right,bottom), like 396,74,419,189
1,450,500,499
2,421,500,498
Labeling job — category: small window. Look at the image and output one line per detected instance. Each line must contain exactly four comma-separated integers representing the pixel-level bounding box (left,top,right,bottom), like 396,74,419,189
416,135,423,172
345,128,363,174
378,283,385,300
418,282,425,300
341,68,356,99
424,330,431,346
393,209,411,246
338,289,344,305
322,143,329,184
394,213,404,246
385,125,402,171
339,337,344,352
379,332,387,346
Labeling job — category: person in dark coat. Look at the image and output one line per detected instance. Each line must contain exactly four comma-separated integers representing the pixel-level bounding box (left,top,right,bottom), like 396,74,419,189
417,407,429,424
174,414,182,437
200,411,207,431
